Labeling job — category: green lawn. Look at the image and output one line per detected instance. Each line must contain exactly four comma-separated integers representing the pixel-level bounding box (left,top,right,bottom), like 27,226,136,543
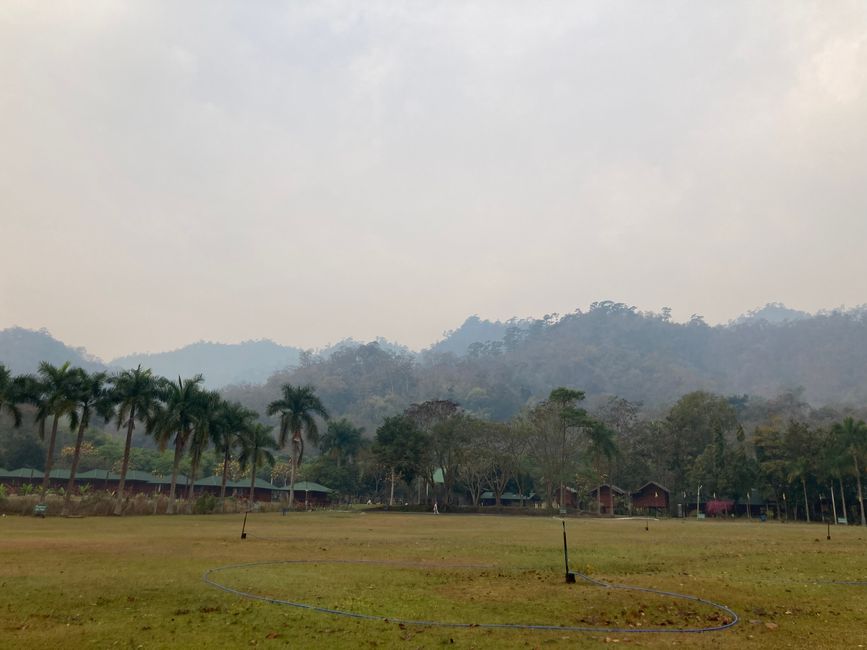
1,511,864,648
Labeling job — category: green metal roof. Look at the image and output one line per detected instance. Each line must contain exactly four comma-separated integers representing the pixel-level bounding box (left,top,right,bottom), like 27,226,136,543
75,469,118,481
0,467,327,493
480,491,528,501
4,468,44,478
288,481,333,493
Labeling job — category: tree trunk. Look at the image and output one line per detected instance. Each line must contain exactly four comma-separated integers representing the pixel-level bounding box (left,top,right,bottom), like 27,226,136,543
114,412,136,516
830,483,838,524
249,460,258,503
802,478,810,523
220,445,230,508
389,467,396,506
166,435,182,515
42,415,60,495
187,455,200,501
288,438,299,509
610,487,615,517
63,419,87,516
854,453,866,527
839,478,848,524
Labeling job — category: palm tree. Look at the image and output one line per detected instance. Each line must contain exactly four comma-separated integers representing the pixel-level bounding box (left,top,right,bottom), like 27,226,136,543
32,362,80,494
216,401,257,503
0,364,25,427
63,370,114,515
238,423,278,504
832,417,867,526
186,391,223,501
149,375,205,514
319,418,364,469
267,384,329,509
109,365,162,515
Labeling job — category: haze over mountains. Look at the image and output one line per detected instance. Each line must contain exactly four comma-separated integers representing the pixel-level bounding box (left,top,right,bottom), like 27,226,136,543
2,302,865,422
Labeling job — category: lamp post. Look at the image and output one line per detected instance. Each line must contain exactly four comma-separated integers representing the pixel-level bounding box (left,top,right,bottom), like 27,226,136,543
697,484,703,520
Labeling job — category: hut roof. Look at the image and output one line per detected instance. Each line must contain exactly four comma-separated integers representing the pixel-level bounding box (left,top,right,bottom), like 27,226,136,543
632,481,670,496
288,481,333,493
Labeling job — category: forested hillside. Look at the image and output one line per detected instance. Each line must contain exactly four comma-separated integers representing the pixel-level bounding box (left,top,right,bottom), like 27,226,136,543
112,339,303,388
0,328,104,375
6,302,867,430
221,302,867,433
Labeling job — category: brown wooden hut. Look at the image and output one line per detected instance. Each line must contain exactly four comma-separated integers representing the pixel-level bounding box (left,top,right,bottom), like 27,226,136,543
587,484,625,515
631,481,670,514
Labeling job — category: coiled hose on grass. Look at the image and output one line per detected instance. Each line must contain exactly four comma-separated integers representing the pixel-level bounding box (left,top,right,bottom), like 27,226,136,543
203,558,740,635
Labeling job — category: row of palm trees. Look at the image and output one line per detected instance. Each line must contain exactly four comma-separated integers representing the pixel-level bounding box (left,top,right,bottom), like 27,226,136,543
0,361,330,515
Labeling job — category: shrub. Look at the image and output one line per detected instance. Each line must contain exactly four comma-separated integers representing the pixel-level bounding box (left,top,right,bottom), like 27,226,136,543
193,493,218,515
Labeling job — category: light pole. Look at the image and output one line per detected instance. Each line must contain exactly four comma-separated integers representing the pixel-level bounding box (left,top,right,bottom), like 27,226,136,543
696,484,703,520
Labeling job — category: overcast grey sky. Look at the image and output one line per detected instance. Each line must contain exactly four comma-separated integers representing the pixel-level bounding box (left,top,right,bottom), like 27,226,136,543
1,2,866,359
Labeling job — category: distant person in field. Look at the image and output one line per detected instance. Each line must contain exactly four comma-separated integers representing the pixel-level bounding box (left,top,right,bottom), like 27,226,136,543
433,501,439,514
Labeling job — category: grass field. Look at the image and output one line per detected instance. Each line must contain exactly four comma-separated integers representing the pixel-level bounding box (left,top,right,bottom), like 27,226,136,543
1,511,865,649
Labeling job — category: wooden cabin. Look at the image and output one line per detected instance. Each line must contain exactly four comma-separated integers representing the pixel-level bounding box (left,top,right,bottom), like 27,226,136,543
587,484,625,515
631,481,670,514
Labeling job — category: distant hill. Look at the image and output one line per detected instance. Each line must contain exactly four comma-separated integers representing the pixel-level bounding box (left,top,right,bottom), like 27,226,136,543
111,340,303,388
426,315,533,356
732,302,811,325
6,302,867,411
0,327,105,375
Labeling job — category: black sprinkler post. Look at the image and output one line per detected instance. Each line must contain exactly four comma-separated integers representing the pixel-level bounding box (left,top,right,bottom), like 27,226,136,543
241,511,248,539
563,520,576,583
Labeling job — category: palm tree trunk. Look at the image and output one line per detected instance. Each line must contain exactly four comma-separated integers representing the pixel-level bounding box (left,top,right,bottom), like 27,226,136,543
830,483,838,524
288,439,298,509
63,420,87,516
187,455,199,501
115,413,136,516
839,478,848,524
249,460,258,503
220,445,230,505
42,415,60,495
802,478,810,523
854,453,866,527
389,467,396,506
166,436,182,515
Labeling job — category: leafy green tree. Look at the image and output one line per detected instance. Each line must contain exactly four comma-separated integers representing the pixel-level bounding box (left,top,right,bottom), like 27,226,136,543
754,424,789,519
63,370,114,515
587,421,618,514
479,420,523,506
109,365,162,515
663,392,738,496
32,362,80,493
373,415,428,506
526,388,592,510
831,417,867,526
238,423,277,503
406,400,465,506
149,375,205,514
267,384,329,508
784,421,823,522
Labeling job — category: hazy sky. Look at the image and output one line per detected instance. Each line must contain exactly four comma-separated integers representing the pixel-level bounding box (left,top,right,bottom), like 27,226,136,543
2,2,866,360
